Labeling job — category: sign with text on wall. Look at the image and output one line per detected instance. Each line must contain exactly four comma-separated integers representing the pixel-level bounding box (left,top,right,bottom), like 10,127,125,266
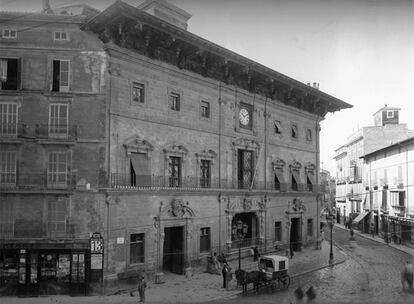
90,232,104,254
90,232,104,270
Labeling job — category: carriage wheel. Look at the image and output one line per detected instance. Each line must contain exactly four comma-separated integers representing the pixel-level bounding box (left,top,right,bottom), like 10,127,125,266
280,274,290,289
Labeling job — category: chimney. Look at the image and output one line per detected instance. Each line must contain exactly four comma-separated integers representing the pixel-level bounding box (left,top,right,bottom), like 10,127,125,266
42,0,53,13
138,0,192,30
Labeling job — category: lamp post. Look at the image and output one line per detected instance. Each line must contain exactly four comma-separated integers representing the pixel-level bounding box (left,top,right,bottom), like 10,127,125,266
326,213,334,265
232,219,248,270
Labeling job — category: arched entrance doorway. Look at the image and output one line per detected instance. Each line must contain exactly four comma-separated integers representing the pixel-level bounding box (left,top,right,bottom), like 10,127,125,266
231,212,258,248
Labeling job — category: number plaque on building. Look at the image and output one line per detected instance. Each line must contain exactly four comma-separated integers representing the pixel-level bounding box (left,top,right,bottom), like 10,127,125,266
90,232,103,270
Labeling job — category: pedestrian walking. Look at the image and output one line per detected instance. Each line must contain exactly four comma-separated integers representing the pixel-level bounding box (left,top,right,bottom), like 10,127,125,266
137,275,147,303
212,252,220,274
222,263,229,289
321,230,325,243
370,222,375,238
289,244,294,259
402,261,413,293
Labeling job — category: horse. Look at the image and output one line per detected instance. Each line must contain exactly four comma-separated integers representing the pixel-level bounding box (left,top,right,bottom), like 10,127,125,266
235,269,265,295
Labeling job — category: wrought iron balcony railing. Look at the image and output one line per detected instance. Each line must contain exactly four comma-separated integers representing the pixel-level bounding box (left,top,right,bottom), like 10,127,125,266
35,124,78,141
0,123,28,138
0,173,76,190
109,173,322,192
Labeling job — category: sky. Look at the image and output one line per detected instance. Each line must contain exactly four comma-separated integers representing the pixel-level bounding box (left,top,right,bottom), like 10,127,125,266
2,0,414,174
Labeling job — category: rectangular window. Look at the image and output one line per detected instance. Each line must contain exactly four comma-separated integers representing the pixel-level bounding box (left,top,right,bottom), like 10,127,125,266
47,151,68,187
306,176,313,192
291,124,298,138
54,31,68,41
2,29,17,39
47,200,66,233
200,227,211,252
307,219,313,237
0,102,18,137
0,58,19,90
49,104,68,138
168,156,181,187
130,233,145,264
274,221,282,242
291,173,298,191
306,129,312,141
274,174,281,191
132,82,144,103
201,101,210,118
274,120,281,134
0,150,16,186
169,92,180,111
387,110,394,118
52,59,70,92
200,159,211,188
238,149,253,189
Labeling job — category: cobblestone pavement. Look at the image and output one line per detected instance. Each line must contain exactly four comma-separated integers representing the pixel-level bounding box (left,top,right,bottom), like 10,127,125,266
214,225,414,304
1,240,346,304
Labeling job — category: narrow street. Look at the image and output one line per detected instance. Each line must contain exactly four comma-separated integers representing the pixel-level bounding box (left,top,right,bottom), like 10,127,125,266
213,226,413,304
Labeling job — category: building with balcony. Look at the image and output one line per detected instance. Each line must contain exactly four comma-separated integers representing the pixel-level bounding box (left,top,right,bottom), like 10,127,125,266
0,3,106,296
1,0,352,295
84,0,350,288
361,136,414,246
334,105,414,231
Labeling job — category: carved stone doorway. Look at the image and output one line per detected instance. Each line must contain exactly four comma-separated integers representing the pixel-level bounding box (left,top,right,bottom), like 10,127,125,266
290,218,302,251
231,212,258,248
163,226,184,274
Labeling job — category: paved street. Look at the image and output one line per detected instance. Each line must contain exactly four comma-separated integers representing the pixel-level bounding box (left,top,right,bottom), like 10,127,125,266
212,226,414,304
1,226,412,304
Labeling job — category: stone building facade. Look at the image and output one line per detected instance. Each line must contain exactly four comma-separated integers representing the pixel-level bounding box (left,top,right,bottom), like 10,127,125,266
0,4,107,296
0,0,351,295
85,0,350,287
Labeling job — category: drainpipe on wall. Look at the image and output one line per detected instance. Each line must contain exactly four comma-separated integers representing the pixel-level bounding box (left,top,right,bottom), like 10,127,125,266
315,119,321,249
218,82,222,253
405,147,408,218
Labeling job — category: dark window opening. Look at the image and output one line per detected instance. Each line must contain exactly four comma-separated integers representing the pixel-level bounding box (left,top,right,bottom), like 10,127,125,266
130,233,145,264
291,125,297,138
132,82,144,103
168,156,181,187
274,120,281,134
274,174,281,191
307,176,313,192
201,101,210,118
307,219,313,237
291,174,298,191
0,58,19,90
52,59,69,92
169,92,180,111
274,221,282,242
200,227,211,252
306,129,312,141
200,159,210,188
238,149,253,189
399,191,405,207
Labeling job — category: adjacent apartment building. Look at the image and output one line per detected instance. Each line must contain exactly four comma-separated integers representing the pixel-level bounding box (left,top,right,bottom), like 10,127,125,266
334,105,413,234
361,137,414,245
0,0,351,296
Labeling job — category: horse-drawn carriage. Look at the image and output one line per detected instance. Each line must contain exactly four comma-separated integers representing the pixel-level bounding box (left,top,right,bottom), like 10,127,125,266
236,254,291,295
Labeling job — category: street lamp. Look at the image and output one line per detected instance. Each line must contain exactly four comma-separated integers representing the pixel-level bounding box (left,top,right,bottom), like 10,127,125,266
232,219,248,270
326,213,334,265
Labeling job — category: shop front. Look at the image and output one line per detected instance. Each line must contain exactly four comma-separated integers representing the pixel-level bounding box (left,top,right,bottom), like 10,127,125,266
0,241,90,296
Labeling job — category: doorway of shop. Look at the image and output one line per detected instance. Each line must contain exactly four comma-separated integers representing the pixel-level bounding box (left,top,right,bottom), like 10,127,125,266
163,226,184,274
290,218,302,251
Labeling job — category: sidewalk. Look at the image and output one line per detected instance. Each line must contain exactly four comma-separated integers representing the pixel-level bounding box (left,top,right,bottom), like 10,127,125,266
1,242,347,304
335,223,414,257
132,240,347,303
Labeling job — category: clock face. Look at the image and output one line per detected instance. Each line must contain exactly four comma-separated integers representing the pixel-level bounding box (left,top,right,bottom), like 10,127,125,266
239,108,250,126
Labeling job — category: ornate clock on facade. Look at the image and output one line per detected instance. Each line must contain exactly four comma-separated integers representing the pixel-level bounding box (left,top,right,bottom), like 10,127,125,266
239,103,252,129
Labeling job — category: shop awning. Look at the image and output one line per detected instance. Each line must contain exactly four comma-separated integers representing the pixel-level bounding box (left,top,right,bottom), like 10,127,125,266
352,211,369,224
